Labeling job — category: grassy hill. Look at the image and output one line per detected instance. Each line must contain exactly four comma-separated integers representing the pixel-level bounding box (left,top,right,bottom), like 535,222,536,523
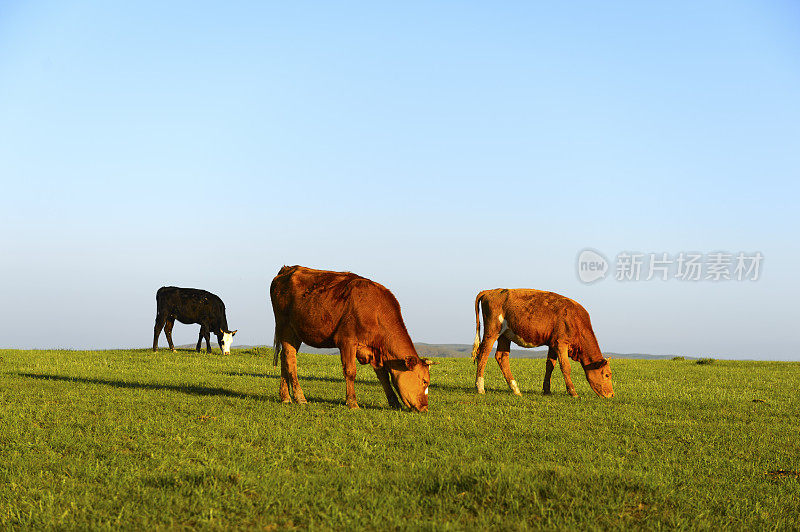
1,347,798,529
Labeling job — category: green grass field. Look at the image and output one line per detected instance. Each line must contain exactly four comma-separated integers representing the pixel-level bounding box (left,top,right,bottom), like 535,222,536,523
1,348,799,530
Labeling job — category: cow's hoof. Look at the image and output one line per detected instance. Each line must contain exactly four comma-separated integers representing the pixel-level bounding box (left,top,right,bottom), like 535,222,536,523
513,390,523,397
346,402,360,410
542,391,552,396
281,398,293,404
171,349,177,353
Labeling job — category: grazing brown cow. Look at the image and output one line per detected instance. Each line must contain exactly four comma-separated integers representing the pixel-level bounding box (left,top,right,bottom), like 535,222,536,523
270,265,434,411
471,289,613,398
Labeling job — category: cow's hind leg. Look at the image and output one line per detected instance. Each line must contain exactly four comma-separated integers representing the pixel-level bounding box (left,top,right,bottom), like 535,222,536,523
279,337,306,405
475,320,502,394
495,336,521,395
543,347,557,395
196,326,206,352
273,324,292,403
153,312,166,352
557,343,579,397
164,319,176,353
204,328,212,354
374,365,402,409
278,351,292,404
339,343,360,409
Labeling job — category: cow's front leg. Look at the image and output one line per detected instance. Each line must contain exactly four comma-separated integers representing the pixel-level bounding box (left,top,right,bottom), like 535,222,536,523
374,365,401,409
339,344,359,409
543,347,557,395
164,319,176,353
495,337,521,395
557,344,579,397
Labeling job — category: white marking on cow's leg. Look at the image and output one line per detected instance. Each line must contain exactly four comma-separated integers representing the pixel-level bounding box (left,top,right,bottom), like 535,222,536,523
221,331,234,355
476,376,485,394
510,379,521,395
497,314,503,323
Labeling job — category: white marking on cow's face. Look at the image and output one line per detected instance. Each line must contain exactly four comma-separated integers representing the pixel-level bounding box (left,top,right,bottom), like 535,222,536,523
424,386,429,395
221,331,234,354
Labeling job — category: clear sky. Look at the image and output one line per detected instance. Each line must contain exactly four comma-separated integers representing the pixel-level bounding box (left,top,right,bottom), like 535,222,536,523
1,1,798,359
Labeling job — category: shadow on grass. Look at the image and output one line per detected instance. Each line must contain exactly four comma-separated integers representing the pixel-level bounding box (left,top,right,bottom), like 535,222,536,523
221,370,523,395
222,371,383,387
13,372,393,410
15,372,270,401
301,395,389,411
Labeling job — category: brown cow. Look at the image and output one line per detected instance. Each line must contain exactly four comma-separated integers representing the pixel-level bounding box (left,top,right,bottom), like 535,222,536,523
471,289,613,398
270,265,434,411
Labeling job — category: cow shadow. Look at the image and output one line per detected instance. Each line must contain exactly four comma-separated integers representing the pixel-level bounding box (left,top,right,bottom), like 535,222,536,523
296,395,387,411
427,382,525,393
222,371,382,387
221,370,521,394
222,372,405,409
14,372,391,410
14,372,270,401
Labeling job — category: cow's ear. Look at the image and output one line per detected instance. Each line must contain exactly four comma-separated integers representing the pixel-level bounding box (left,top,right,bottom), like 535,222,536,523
421,357,437,366
404,356,418,370
231,330,237,336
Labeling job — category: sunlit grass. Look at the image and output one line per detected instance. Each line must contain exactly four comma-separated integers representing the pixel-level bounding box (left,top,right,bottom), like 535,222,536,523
1,348,799,529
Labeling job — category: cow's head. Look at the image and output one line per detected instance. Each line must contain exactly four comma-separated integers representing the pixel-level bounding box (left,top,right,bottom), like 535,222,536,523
583,358,614,398
387,356,435,412
221,329,237,355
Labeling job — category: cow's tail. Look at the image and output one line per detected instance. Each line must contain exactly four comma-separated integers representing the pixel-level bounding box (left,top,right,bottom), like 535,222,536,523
272,331,282,366
471,291,487,362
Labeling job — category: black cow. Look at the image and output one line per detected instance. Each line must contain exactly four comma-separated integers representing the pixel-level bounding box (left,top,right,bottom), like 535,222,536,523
153,286,237,354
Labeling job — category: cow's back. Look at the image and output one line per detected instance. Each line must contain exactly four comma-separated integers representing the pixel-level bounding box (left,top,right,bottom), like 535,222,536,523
505,289,590,326
270,265,409,350
156,286,225,325
491,289,596,354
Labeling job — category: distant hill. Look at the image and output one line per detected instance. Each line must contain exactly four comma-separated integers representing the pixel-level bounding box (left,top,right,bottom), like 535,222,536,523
193,343,683,360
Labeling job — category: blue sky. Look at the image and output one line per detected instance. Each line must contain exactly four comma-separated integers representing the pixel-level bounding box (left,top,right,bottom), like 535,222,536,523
1,1,798,359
